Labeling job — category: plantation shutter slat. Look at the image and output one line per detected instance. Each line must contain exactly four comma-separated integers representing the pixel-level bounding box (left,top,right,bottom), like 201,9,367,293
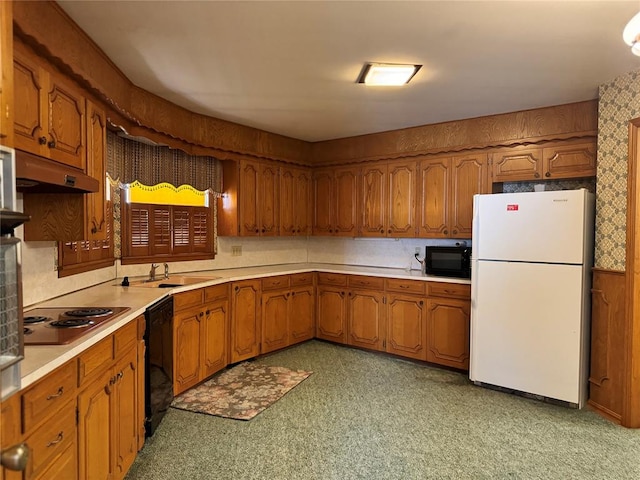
192,207,210,253
172,208,191,254
152,206,172,255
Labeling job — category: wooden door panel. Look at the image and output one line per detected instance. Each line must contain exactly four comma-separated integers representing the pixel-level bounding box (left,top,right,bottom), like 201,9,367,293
386,294,427,361
360,163,386,237
260,163,279,236
313,170,333,235
239,160,259,236
316,286,347,343
426,298,470,370
388,161,416,237
491,147,543,182
230,280,261,362
113,350,138,478
261,291,289,354
450,153,488,238
347,290,385,351
13,46,46,155
543,142,596,179
279,167,296,235
293,168,312,235
418,158,449,237
46,73,86,169
86,100,107,241
334,168,357,236
289,286,315,344
173,308,201,394
201,300,228,378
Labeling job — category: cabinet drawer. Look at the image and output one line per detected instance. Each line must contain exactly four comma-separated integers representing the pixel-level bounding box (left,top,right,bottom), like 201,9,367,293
32,441,77,480
290,272,313,287
317,273,347,286
204,283,228,302
348,275,384,290
77,336,113,387
427,282,471,299
22,361,77,433
113,320,137,359
25,400,75,479
385,278,426,295
262,275,290,291
173,289,204,311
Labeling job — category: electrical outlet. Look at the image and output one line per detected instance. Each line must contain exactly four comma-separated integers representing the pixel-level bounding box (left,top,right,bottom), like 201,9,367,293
231,245,242,256
414,247,421,255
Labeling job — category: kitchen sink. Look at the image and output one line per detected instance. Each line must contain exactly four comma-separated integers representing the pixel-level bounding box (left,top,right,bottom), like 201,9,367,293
125,275,221,288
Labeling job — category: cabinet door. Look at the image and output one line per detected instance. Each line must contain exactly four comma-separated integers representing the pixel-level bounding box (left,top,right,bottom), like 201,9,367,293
259,163,279,236
261,290,289,354
289,286,315,345
238,160,260,236
113,348,138,479
230,280,261,363
86,100,107,241
450,153,488,238
347,289,385,351
388,161,416,237
279,167,296,236
293,167,312,235
78,369,114,480
542,142,596,179
46,70,86,170
418,157,450,238
360,162,387,237
13,43,47,156
201,300,228,379
173,307,201,395
0,0,13,146
491,147,543,182
316,286,347,343
313,169,334,235
32,442,76,480
334,167,358,236
426,298,470,370
386,294,427,361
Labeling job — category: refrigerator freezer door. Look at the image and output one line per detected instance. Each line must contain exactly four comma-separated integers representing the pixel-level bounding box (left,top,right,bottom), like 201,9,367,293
473,190,589,264
470,260,585,405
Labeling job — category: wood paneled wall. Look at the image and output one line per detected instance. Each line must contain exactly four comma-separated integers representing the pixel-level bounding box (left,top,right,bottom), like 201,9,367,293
588,268,626,423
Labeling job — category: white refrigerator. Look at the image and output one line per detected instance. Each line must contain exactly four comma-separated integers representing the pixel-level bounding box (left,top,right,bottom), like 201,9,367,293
469,189,595,408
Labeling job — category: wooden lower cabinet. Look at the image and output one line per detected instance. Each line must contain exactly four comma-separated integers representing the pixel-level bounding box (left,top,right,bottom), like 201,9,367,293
173,286,229,395
32,442,76,480
386,293,427,361
289,286,315,344
316,285,347,343
262,290,289,353
347,289,386,351
230,280,261,363
426,297,470,369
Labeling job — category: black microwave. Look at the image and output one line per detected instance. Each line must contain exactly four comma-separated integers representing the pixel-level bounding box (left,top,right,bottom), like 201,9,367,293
425,245,471,279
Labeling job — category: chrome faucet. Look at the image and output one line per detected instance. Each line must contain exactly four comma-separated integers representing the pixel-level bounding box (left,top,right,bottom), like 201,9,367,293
164,263,170,279
149,263,159,281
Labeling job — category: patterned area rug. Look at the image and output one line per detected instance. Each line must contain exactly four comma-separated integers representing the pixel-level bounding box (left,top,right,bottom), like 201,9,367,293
171,362,313,420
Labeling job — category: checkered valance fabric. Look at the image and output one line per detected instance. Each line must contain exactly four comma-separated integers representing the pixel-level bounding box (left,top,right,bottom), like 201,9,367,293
106,132,222,193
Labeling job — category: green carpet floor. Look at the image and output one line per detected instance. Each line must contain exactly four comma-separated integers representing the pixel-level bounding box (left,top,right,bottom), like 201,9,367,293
126,340,640,479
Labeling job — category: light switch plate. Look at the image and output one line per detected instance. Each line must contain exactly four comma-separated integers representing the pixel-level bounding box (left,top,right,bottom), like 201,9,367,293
231,245,242,256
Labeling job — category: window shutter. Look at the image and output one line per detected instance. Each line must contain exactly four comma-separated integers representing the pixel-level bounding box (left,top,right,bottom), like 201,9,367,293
192,207,210,253
151,206,171,255
129,205,151,257
172,207,191,254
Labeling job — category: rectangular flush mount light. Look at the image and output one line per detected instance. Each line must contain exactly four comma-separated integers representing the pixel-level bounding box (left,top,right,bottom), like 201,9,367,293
357,63,421,86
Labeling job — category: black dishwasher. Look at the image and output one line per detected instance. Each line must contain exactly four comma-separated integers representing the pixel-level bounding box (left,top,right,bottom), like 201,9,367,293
144,295,174,437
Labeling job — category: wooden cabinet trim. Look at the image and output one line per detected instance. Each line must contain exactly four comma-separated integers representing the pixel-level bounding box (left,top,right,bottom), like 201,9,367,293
173,288,204,312
77,336,113,387
385,278,426,295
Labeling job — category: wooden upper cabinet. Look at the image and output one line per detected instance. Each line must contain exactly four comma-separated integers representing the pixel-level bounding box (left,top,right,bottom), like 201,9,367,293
13,41,86,170
236,159,279,236
280,165,311,236
313,166,357,236
230,280,261,363
85,100,107,241
0,0,13,146
491,141,596,183
418,153,488,238
418,157,450,237
360,162,386,236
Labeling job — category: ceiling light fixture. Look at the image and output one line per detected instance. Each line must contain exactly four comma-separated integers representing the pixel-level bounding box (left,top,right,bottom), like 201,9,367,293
623,12,640,56
357,63,422,86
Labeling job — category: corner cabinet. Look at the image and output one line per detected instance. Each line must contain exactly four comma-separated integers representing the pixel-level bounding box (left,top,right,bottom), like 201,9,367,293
230,280,261,363
418,153,489,238
316,273,349,343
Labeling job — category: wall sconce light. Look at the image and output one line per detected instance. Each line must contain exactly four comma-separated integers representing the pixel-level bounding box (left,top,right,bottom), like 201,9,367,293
623,12,640,56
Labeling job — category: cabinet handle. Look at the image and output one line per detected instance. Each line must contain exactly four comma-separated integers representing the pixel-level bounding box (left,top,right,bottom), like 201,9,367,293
46,387,64,401
205,310,210,315
118,371,124,380
534,172,540,178
235,286,239,292
38,136,47,145
255,229,259,233
109,376,116,386
46,432,64,448
380,229,384,234
287,292,290,297
199,312,204,317
453,229,458,234
419,300,424,306
400,285,409,289
47,139,56,149
388,229,391,234
329,229,333,233
444,229,448,235
291,292,295,296
545,172,551,177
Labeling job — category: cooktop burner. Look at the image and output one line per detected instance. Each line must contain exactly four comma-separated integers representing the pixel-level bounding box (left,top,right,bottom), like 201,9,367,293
50,318,95,328
65,308,113,318
24,316,49,324
22,306,131,345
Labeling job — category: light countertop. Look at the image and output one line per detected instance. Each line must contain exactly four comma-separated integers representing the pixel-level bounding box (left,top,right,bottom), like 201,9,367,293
20,263,470,390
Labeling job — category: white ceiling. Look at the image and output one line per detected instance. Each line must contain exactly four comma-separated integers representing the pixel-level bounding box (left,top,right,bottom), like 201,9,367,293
57,1,640,142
